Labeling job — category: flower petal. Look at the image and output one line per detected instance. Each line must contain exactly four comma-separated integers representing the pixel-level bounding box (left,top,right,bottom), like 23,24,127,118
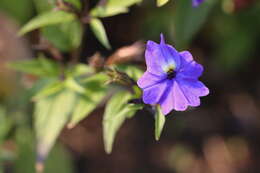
137,71,166,89
142,80,168,104
160,34,181,70
177,79,209,97
176,81,200,107
172,81,189,111
177,61,203,80
159,80,188,115
145,40,167,75
180,51,193,64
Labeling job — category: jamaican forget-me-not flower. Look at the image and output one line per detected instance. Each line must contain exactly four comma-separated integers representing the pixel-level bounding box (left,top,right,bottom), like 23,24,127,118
137,34,209,115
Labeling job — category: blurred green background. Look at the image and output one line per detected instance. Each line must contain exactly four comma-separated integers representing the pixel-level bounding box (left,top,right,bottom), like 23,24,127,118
0,0,260,173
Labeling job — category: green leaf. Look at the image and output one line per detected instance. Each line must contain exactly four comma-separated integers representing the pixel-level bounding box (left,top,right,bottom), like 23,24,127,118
0,106,12,143
33,80,64,101
19,10,76,35
90,6,128,18
154,105,165,141
90,0,141,18
68,73,108,127
107,0,142,7
0,0,34,24
157,0,170,7
42,20,83,51
103,91,142,154
32,0,83,51
116,64,144,81
90,18,111,49
33,0,55,12
69,64,93,77
34,89,76,163
65,77,85,94
64,0,82,10
174,0,216,49
7,57,60,77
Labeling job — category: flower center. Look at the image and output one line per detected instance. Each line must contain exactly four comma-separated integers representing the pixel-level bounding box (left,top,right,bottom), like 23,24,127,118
167,68,176,79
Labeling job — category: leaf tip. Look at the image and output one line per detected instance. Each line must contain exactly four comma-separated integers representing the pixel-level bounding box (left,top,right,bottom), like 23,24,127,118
157,0,169,7
105,146,112,154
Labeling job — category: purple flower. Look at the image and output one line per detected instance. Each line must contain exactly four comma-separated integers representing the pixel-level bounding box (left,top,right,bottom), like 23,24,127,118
192,0,204,7
137,34,209,115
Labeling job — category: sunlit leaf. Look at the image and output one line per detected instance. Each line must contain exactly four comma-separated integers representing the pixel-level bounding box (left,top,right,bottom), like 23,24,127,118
155,105,165,141
157,0,169,7
90,18,111,49
19,10,76,35
68,73,108,127
65,77,85,94
90,6,128,18
33,80,64,101
103,91,142,154
108,0,142,7
69,64,93,77
34,89,76,165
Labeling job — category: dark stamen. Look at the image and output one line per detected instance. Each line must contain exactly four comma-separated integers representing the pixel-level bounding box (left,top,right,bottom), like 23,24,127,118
167,69,176,79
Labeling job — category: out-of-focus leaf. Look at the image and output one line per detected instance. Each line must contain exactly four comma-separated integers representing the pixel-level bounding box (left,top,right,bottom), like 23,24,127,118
155,105,165,141
19,10,76,35
31,0,83,51
14,127,74,173
0,106,12,143
34,89,76,165
30,0,83,52
38,55,60,75
33,0,55,12
212,6,260,71
68,73,108,127
7,57,60,77
33,80,64,101
0,0,34,24
116,64,144,81
174,0,215,49
43,144,74,173
103,91,142,154
107,0,142,7
90,6,128,18
90,0,141,18
69,64,93,77
65,77,85,94
217,32,253,71
157,0,169,7
42,20,83,51
64,0,82,10
90,18,111,49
